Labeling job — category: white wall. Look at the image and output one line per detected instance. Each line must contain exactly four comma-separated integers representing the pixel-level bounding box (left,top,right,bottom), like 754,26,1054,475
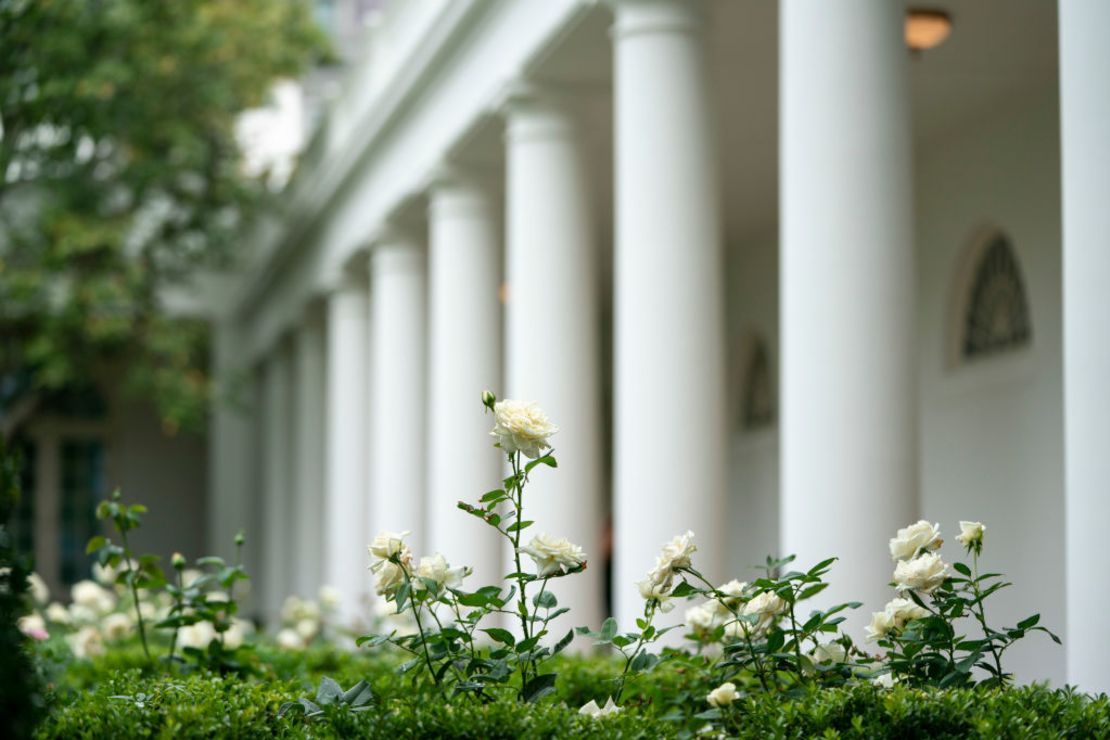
114,400,209,566
916,85,1064,684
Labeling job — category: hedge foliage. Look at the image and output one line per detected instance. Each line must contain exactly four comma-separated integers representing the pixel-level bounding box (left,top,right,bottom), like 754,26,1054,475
34,646,1110,739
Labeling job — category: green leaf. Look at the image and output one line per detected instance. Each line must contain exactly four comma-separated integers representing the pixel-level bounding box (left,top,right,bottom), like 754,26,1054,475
340,681,374,708
522,673,558,703
670,581,698,598
506,520,534,533
481,628,516,646
356,634,390,648
195,556,225,568
480,489,506,502
316,676,343,705
797,582,829,601
85,535,107,554
953,561,972,577
533,590,557,609
1016,614,1040,630
806,557,837,576
524,455,557,473
599,617,618,642
552,629,574,656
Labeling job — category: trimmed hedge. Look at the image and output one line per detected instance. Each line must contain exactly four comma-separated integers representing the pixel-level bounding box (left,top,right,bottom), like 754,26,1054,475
35,648,1110,739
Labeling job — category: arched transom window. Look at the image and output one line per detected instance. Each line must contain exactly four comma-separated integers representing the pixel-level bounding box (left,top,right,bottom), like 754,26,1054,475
961,233,1032,360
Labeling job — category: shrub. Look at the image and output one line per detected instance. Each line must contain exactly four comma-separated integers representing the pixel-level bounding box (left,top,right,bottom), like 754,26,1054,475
35,663,1110,739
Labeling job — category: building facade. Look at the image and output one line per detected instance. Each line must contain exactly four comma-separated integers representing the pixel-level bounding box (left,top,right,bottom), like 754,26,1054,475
205,0,1110,691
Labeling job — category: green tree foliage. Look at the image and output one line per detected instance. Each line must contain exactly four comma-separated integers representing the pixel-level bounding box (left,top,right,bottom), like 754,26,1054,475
0,0,328,432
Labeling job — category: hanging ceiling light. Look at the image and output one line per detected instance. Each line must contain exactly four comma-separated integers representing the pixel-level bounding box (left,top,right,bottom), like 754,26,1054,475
905,9,952,52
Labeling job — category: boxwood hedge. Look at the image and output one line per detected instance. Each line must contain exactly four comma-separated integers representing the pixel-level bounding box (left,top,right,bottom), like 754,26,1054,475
33,646,1110,739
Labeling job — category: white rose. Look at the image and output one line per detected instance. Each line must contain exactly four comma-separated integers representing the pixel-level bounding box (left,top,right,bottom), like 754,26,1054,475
490,400,558,459
706,682,739,708
865,609,895,642
102,612,133,641
28,572,49,605
182,569,203,588
276,628,305,651
893,553,949,594
716,579,747,609
373,560,407,597
295,618,318,640
223,619,252,650
873,672,896,689
646,531,697,592
741,590,787,634
67,625,104,659
18,614,48,641
521,534,586,578
956,521,986,549
368,531,411,561
579,696,621,718
178,621,216,650
685,603,719,634
45,602,71,625
811,642,848,664
68,603,97,625
889,520,943,561
319,585,342,610
72,580,116,614
416,554,469,590
885,597,929,630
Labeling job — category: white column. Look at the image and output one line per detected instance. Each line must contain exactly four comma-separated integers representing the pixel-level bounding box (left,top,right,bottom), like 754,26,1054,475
612,0,727,627
780,1,915,616
207,321,254,561
292,307,327,598
426,169,503,585
504,85,604,629
261,340,294,623
368,229,428,557
324,275,371,621
1060,0,1110,693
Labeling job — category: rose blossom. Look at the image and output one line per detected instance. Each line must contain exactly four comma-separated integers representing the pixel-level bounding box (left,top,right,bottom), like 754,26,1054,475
956,521,986,549
579,697,621,717
416,554,469,589
521,534,586,577
885,597,929,629
889,520,943,561
368,531,411,561
67,626,105,659
684,603,719,634
706,682,739,708
893,552,949,594
741,590,787,634
103,612,133,641
490,400,558,459
18,614,48,641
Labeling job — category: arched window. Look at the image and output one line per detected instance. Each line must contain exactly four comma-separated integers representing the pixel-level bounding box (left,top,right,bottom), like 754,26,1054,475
961,233,1032,360
742,338,774,431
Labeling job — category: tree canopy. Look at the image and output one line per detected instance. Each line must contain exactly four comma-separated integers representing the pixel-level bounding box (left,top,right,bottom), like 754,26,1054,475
0,0,328,434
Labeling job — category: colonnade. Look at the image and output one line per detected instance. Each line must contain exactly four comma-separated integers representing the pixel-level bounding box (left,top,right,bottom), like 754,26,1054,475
207,0,1110,690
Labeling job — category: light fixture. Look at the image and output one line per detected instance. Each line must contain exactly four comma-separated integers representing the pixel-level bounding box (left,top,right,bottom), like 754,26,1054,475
905,9,952,52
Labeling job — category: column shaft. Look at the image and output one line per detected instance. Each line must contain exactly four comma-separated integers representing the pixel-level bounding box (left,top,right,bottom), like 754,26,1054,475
505,88,604,629
261,342,294,623
427,172,503,584
293,309,327,597
780,0,916,615
324,279,371,620
207,321,254,561
612,0,727,627
369,234,428,557
1060,0,1110,693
